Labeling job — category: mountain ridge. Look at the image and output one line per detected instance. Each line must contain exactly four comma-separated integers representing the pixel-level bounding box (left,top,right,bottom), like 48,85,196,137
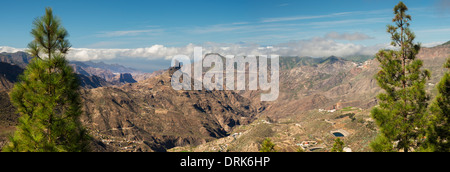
79,67,265,151
0,52,155,89
0,44,449,151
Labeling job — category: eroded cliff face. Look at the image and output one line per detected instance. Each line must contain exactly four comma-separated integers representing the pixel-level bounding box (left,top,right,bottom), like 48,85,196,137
0,62,23,91
80,68,265,152
117,73,137,83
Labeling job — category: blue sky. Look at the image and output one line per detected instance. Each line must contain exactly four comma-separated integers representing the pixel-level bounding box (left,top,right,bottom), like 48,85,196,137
1,0,449,72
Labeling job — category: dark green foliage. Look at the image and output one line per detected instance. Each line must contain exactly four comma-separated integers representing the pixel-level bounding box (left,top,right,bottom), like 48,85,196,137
279,56,322,70
2,7,89,152
370,2,430,152
369,134,394,152
259,138,276,152
331,138,344,152
442,41,450,46
335,113,355,120
424,58,450,152
342,55,375,63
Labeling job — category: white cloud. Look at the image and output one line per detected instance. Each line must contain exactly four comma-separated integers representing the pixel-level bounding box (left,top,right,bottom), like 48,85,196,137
261,12,354,23
0,46,24,53
422,41,444,47
274,37,384,57
306,17,388,28
66,38,385,61
324,32,374,41
86,41,130,48
189,24,247,34
417,28,450,33
260,9,390,23
67,44,197,61
2,36,389,62
435,0,450,15
96,29,164,37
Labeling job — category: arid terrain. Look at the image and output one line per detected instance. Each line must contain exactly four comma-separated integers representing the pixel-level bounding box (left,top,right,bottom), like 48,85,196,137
1,43,449,151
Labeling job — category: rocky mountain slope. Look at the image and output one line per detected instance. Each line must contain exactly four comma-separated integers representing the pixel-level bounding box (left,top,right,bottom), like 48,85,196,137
0,60,264,151
0,52,153,89
0,52,32,69
0,62,24,91
70,61,153,84
170,44,449,152
0,44,448,151
240,45,450,122
170,107,377,152
0,52,159,150
80,67,265,151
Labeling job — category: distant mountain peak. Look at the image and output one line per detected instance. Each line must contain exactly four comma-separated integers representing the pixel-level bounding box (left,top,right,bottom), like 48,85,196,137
118,73,137,84
71,60,140,74
320,56,345,64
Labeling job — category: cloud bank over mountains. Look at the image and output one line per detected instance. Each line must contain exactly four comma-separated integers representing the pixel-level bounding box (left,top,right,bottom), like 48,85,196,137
1,33,389,62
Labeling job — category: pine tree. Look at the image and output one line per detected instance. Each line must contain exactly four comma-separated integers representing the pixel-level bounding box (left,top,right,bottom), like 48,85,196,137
259,138,276,152
370,2,430,152
296,146,305,152
331,138,344,152
424,58,450,152
2,7,90,152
